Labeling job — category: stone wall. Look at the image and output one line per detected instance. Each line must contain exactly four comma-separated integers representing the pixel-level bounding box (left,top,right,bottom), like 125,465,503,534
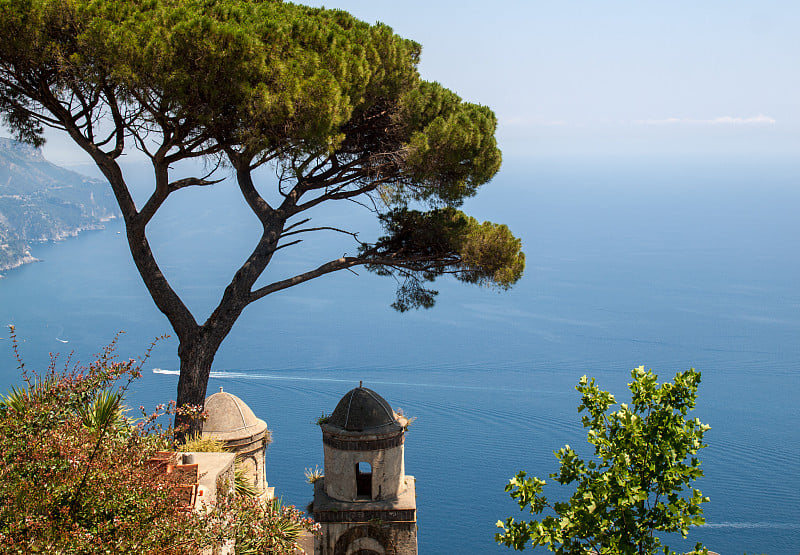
322,438,405,501
178,451,235,509
315,521,417,555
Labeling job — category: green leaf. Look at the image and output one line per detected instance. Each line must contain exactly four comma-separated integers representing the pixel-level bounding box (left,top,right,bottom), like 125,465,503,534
497,366,710,553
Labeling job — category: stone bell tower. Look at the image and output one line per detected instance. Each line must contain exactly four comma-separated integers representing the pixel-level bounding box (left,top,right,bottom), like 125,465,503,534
313,385,417,555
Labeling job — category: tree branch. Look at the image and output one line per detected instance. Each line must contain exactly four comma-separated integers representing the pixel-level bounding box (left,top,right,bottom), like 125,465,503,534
273,238,302,252
282,218,311,233
140,173,222,227
250,252,460,301
280,225,361,241
293,177,389,214
228,150,274,224
251,256,364,300
102,85,126,158
169,177,223,192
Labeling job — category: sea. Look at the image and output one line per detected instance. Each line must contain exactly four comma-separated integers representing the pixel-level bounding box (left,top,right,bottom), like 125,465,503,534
1,154,798,554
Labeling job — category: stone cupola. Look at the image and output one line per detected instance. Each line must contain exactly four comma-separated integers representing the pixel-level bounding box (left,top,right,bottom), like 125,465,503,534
314,385,417,555
202,387,271,496
321,386,407,502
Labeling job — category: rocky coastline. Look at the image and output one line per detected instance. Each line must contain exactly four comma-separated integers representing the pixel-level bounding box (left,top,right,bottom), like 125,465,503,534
0,137,120,275
0,218,118,276
0,254,40,276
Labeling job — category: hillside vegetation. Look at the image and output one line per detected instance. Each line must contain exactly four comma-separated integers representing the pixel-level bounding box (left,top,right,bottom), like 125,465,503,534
0,138,118,272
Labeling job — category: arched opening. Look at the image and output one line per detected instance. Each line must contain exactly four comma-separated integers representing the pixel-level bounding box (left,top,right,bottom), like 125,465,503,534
334,524,394,555
356,461,372,498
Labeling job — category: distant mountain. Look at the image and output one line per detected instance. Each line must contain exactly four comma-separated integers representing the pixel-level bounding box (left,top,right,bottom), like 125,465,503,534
0,138,119,273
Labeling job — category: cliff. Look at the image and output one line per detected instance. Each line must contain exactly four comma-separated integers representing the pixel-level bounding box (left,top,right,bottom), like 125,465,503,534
0,138,119,273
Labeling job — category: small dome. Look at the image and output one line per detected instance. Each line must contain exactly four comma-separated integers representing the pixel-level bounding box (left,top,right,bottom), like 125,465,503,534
203,387,267,440
328,386,397,432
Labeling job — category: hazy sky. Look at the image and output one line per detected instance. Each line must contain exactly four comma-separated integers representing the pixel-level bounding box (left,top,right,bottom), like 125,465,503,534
10,0,799,163
303,0,799,160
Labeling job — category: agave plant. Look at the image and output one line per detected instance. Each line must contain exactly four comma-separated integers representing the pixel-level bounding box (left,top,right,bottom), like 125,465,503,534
267,498,305,546
234,464,260,498
0,384,31,413
231,497,309,555
78,389,131,438
0,374,59,414
304,465,323,484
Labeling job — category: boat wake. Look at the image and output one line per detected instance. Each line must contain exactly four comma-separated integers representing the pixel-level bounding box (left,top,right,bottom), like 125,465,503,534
153,367,530,392
152,368,238,378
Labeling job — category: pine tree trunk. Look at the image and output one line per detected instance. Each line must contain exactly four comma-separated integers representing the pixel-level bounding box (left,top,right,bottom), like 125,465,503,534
174,338,218,441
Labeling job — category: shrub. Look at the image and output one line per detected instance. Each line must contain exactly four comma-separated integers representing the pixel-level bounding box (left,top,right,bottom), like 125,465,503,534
496,366,710,554
0,327,317,553
180,433,226,453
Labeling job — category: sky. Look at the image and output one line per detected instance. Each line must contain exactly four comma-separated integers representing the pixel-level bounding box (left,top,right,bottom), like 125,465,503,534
300,0,800,161
7,0,800,164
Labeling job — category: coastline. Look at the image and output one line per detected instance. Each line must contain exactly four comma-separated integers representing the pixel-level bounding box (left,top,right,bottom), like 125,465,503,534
0,254,41,274
0,217,116,276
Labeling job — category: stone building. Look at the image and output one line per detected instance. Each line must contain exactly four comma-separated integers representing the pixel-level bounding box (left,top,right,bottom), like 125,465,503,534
313,385,417,555
202,387,273,500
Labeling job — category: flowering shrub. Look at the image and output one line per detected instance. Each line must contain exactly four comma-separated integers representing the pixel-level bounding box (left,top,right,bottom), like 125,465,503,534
226,497,321,555
0,327,317,554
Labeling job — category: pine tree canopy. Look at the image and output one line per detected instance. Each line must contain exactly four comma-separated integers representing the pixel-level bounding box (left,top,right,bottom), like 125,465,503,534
1,0,524,417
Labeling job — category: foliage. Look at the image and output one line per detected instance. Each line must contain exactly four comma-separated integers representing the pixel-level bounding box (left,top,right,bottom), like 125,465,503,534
233,463,261,498
0,328,317,553
305,465,323,484
365,207,524,311
496,366,711,554
78,388,132,438
0,329,193,552
315,412,331,425
180,432,226,453
229,497,318,555
0,0,524,418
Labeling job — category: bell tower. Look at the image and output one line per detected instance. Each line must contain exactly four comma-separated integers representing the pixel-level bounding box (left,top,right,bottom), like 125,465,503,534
313,385,417,555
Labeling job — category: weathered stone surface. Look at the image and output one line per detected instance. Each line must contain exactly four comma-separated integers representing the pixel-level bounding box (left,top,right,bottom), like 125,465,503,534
180,451,235,509
314,387,417,554
313,477,416,517
328,387,396,432
202,388,270,494
203,387,268,442
322,439,406,502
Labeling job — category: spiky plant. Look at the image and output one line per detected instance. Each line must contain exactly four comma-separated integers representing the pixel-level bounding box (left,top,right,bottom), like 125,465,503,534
0,384,30,413
78,389,131,437
304,465,323,484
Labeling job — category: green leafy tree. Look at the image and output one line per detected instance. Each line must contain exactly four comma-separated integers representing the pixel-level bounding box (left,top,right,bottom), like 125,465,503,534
0,0,524,433
496,366,711,554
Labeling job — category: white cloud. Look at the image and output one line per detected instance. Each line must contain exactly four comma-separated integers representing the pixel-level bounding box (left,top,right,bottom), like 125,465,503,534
634,114,776,126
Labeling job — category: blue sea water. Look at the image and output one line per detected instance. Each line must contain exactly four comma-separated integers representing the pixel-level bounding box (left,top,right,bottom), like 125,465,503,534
1,155,798,554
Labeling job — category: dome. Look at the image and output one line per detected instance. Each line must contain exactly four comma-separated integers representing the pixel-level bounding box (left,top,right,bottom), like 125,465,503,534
203,387,267,441
327,386,397,432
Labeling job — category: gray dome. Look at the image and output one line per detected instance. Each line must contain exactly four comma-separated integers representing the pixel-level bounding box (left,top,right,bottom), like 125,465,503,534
328,386,396,432
203,387,267,441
